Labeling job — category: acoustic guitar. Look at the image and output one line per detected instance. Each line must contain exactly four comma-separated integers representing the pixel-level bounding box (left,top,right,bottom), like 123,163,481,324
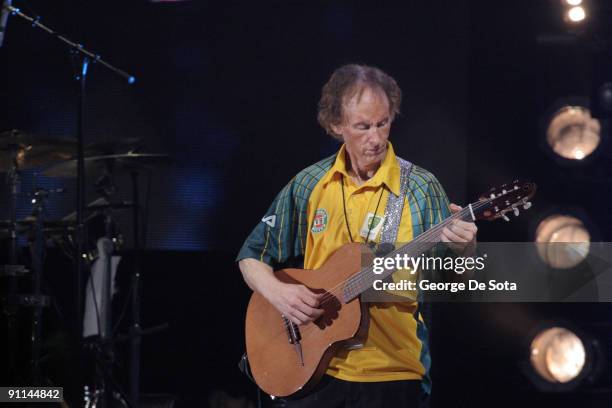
245,180,536,398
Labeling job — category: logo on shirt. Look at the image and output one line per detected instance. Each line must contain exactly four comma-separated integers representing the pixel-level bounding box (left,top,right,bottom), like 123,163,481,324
359,213,385,241
311,208,328,233
261,215,276,228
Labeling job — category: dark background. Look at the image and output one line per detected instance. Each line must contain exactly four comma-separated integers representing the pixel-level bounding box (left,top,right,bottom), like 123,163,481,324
1,0,611,407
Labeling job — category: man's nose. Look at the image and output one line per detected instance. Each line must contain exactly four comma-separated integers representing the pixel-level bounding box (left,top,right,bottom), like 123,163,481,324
367,126,384,145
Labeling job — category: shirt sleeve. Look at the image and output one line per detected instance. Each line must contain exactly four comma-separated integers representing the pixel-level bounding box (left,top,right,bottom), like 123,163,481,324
423,176,452,260
426,176,452,228
235,178,302,269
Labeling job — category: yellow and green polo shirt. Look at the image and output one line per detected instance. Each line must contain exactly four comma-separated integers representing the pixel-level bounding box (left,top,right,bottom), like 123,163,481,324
237,142,451,393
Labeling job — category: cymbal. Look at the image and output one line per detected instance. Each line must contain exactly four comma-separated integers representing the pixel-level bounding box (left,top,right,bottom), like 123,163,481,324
0,129,78,171
0,218,75,238
85,138,143,154
42,152,172,178
61,199,135,223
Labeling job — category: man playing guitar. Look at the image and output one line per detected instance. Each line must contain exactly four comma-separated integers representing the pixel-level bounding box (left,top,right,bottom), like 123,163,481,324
237,64,477,407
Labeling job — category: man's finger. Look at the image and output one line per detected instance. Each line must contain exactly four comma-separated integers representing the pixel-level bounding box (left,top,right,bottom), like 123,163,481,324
440,231,450,243
299,290,321,308
297,302,323,319
449,203,463,214
450,222,475,241
442,226,466,243
454,219,476,230
291,309,310,325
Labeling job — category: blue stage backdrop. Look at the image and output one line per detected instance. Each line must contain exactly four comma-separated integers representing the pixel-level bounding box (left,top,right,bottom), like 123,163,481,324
0,0,469,252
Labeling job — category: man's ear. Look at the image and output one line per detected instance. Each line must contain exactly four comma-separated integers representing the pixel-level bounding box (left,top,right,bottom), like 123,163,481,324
330,123,343,138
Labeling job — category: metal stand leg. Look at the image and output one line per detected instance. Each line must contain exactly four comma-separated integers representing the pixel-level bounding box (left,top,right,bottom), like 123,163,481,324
130,170,141,408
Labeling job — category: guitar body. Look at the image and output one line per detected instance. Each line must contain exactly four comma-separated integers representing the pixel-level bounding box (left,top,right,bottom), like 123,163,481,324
245,243,371,398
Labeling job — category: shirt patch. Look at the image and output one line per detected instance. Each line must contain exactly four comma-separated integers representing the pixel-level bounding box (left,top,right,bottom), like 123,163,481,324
311,208,328,233
261,215,276,228
359,213,385,241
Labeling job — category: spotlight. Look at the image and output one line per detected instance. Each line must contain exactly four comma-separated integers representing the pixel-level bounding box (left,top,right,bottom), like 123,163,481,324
525,324,602,392
546,106,600,161
535,215,590,269
530,327,586,383
567,6,586,22
564,0,582,6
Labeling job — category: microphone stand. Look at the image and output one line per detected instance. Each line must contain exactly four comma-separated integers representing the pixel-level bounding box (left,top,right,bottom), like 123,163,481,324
1,6,136,83
29,188,60,384
130,170,141,408
3,144,28,384
2,4,136,407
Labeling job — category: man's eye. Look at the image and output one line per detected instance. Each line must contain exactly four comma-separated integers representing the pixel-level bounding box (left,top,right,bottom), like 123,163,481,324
377,121,388,128
357,125,369,130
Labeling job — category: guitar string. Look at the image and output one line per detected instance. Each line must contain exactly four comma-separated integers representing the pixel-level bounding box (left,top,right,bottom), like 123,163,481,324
293,205,484,341
340,204,481,300
317,203,481,306
329,195,509,303
343,197,508,299
288,190,530,345
318,207,472,306
308,200,490,311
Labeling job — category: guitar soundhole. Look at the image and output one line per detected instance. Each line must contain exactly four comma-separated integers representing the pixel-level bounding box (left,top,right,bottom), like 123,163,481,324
315,292,341,329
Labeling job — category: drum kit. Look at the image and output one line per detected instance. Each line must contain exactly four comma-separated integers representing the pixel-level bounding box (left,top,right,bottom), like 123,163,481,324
1,2,160,406
0,128,170,407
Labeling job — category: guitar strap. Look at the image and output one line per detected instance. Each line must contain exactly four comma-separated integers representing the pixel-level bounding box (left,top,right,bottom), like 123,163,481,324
379,157,412,244
379,157,432,395
378,157,424,322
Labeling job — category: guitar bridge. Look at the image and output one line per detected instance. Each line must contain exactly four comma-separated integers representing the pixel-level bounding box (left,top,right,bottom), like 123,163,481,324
282,316,304,366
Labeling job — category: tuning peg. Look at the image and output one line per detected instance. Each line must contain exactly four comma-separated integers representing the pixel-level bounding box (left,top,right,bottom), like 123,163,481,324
513,207,520,216
523,202,532,210
501,213,510,222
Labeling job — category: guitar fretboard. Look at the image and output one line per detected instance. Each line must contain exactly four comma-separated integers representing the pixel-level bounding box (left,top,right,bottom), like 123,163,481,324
341,204,481,302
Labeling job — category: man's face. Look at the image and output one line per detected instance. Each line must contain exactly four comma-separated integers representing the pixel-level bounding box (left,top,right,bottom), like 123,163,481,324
332,86,392,169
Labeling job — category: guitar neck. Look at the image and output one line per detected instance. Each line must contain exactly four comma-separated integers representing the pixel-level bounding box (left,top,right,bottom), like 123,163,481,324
341,204,480,302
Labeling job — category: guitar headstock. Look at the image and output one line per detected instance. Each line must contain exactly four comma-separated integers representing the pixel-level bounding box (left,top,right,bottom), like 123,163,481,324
476,180,537,222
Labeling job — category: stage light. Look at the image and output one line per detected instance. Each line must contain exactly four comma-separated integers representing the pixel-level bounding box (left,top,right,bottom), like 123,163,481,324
564,0,582,6
530,327,586,383
525,324,604,392
535,215,590,269
546,106,600,161
567,6,586,22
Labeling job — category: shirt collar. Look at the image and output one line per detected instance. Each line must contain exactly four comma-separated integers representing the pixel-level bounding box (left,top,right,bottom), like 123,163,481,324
322,142,401,196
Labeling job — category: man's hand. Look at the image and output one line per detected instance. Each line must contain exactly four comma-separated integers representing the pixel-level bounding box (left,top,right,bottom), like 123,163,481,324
239,258,324,325
265,282,324,325
441,203,477,256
